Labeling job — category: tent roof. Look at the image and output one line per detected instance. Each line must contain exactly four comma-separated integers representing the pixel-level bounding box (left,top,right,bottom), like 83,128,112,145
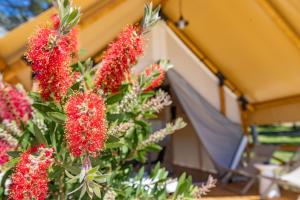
162,0,300,124
163,0,300,104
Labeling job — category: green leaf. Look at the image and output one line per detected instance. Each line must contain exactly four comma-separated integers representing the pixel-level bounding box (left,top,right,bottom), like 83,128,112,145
79,184,87,200
140,91,155,99
70,80,81,91
136,167,145,181
67,176,79,184
50,166,64,179
49,123,57,151
106,93,124,105
64,164,81,174
32,124,48,145
135,120,151,134
78,61,85,74
67,9,79,24
87,166,99,175
107,113,131,122
33,103,54,113
7,151,22,158
93,186,101,198
143,112,158,119
173,173,188,199
137,151,147,163
20,131,31,149
28,91,41,101
150,163,161,178
94,174,108,184
86,174,95,181
106,135,120,143
47,112,66,123
79,168,86,183
145,144,162,152
84,73,94,89
65,170,75,178
63,0,69,8
85,58,93,68
61,14,69,28
105,141,124,149
87,182,94,199
67,183,84,196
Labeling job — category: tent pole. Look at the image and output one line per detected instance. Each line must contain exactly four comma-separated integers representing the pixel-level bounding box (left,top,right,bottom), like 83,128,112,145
239,96,250,136
239,96,251,161
219,86,226,116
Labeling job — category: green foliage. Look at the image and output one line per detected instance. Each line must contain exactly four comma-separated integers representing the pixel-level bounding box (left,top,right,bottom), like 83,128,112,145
1,61,197,199
142,2,161,32
55,0,81,34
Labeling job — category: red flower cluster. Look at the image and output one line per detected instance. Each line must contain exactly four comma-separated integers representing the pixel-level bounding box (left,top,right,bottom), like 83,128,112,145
50,14,61,30
0,139,13,165
95,25,144,93
0,83,32,124
144,64,165,91
65,92,106,157
9,145,54,200
25,15,78,101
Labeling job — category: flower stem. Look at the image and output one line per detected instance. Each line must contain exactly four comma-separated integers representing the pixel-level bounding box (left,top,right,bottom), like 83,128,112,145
59,171,65,200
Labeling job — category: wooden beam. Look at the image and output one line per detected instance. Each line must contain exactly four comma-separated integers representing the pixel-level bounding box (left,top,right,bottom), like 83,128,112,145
219,86,226,116
256,0,300,52
249,94,300,124
249,143,299,152
253,94,300,109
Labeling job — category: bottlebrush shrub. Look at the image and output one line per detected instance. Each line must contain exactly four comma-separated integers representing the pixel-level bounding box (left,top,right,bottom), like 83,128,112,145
0,76,32,124
0,1,215,199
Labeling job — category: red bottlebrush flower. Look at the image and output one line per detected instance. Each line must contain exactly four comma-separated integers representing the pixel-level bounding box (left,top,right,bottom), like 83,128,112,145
95,25,144,93
25,20,78,101
9,145,54,200
65,92,106,157
144,64,165,91
50,14,60,30
0,139,13,165
66,28,79,59
0,83,32,124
